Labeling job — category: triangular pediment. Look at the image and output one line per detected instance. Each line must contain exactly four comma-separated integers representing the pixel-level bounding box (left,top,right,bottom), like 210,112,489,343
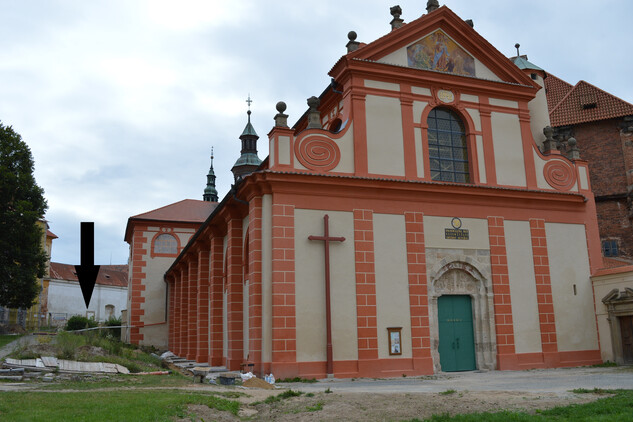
345,6,534,87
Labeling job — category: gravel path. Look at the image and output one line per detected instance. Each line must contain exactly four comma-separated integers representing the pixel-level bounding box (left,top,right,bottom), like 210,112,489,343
0,334,41,360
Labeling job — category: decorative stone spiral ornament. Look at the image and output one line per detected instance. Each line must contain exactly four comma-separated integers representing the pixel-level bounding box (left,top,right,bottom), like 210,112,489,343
543,160,576,191
295,136,341,172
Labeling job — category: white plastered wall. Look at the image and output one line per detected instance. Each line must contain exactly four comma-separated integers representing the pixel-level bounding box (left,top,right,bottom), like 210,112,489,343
374,213,412,359
423,216,490,250
528,74,551,148
546,223,599,351
277,136,290,165
366,95,405,176
294,209,358,362
491,112,527,187
504,220,542,353
48,280,127,322
333,123,355,173
364,80,399,91
592,271,633,362
141,227,197,348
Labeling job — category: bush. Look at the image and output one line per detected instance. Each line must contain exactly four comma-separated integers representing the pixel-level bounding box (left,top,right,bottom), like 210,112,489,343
103,316,122,340
65,315,98,331
56,331,86,359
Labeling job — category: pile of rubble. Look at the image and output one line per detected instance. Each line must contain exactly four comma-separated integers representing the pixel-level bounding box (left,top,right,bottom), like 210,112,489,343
158,351,276,388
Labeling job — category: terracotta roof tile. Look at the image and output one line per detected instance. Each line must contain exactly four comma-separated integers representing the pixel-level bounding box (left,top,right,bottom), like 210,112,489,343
544,73,573,113
602,257,633,269
129,199,216,223
548,79,633,127
46,229,58,239
49,262,128,288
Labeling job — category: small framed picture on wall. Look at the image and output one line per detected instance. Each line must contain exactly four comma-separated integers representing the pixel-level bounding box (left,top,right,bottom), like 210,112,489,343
388,327,402,355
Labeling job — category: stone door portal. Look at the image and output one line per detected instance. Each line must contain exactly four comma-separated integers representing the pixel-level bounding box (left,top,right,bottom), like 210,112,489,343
438,295,476,372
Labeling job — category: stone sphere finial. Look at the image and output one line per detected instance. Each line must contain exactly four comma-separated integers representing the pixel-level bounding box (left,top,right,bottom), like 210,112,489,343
348,31,357,41
568,137,577,147
543,126,554,139
390,5,402,19
307,96,320,110
276,101,287,114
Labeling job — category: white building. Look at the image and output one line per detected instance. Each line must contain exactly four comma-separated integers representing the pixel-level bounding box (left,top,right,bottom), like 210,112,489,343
47,263,127,326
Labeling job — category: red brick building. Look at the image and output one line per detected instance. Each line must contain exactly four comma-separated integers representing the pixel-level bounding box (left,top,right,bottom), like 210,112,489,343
545,75,633,259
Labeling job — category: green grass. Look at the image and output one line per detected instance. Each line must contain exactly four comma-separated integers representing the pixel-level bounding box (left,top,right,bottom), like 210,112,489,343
591,361,618,368
262,389,303,404
0,334,23,348
408,389,633,421
40,372,191,390
277,376,318,383
439,389,457,395
0,390,240,421
9,331,165,374
306,401,324,412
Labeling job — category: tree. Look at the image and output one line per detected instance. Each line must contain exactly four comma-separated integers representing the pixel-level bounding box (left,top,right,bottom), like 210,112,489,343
0,121,48,308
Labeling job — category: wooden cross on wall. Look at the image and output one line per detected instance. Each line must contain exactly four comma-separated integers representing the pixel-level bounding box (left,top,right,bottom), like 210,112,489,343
308,214,345,377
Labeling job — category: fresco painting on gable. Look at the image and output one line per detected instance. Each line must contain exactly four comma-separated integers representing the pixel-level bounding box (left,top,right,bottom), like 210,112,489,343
407,30,476,77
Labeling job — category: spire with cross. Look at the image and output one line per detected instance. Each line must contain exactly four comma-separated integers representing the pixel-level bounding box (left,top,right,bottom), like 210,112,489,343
203,146,218,202
231,94,262,181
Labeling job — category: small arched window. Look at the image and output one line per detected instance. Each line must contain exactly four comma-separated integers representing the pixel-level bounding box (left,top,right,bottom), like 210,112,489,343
153,233,178,255
427,108,470,183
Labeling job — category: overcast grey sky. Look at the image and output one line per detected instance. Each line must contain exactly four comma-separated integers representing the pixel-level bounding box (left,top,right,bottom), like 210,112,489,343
1,0,631,266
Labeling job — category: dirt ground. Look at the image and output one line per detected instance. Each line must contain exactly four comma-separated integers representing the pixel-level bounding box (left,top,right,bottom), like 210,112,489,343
178,387,604,421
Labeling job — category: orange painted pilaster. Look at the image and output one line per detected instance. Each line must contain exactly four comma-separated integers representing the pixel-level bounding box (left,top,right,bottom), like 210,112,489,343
350,92,368,177
400,94,418,180
209,235,224,366
518,105,538,189
167,279,175,352
226,217,244,370
487,216,517,369
248,197,264,373
187,259,198,360
404,211,433,372
196,247,210,363
479,103,498,185
176,268,185,356
180,266,189,358
271,203,297,378
129,230,147,345
353,209,379,374
530,218,560,366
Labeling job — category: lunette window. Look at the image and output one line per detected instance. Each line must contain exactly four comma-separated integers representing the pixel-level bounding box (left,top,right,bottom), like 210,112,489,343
154,233,178,255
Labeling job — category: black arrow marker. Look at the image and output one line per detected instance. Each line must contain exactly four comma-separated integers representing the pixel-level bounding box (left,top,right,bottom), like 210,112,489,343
75,222,100,308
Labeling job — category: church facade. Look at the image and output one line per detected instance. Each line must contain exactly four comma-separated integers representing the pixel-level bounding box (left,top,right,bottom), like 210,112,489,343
160,4,604,378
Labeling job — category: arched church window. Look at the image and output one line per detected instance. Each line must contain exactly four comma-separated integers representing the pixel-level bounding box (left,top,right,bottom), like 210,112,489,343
427,108,470,183
153,233,178,255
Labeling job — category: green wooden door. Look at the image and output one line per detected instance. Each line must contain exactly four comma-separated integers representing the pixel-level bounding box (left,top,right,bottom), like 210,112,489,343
438,295,476,372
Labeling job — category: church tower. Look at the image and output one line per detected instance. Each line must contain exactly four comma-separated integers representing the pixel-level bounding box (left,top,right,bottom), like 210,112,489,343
203,148,218,202
231,100,262,182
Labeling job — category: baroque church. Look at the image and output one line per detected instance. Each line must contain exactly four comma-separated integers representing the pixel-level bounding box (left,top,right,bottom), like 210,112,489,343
124,2,626,378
